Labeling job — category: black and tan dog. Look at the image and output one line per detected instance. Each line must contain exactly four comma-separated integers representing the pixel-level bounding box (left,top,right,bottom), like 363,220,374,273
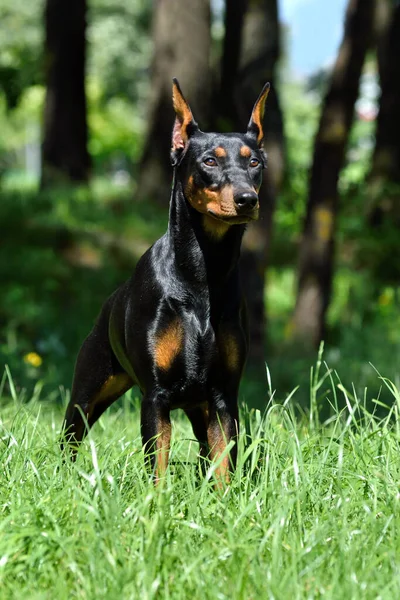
62,79,269,485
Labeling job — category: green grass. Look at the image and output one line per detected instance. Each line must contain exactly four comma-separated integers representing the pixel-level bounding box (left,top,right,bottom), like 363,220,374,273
1,360,400,599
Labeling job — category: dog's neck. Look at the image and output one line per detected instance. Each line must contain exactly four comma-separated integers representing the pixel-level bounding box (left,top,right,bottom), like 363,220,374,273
167,176,245,289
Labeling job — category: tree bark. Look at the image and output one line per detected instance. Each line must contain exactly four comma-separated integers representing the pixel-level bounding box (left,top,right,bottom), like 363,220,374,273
367,2,400,224
292,0,375,347
216,0,284,366
361,2,400,287
41,0,90,187
138,0,212,204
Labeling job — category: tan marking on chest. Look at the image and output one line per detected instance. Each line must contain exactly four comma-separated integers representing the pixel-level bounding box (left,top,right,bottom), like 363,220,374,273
154,320,184,371
202,215,231,239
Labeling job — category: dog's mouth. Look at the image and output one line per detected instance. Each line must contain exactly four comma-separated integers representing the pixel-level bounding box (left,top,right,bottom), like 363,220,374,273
207,206,259,224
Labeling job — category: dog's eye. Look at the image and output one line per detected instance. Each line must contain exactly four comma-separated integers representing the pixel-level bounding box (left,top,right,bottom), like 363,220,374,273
204,157,217,167
249,158,260,168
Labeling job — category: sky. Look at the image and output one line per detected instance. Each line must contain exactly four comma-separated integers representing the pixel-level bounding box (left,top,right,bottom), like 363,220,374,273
280,0,348,74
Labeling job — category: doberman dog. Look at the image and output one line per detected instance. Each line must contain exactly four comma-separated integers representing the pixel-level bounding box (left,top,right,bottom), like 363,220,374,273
62,78,269,485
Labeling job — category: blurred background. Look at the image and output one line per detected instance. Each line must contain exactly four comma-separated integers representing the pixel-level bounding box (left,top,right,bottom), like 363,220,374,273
1,0,399,407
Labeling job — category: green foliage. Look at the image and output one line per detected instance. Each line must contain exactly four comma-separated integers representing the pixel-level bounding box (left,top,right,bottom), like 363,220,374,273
87,79,144,171
0,0,42,107
0,86,43,155
1,367,400,598
266,267,400,404
88,0,152,104
277,78,375,243
282,83,319,200
0,186,168,393
0,0,152,180
0,0,399,429
1,184,399,408
340,117,375,194
86,0,152,171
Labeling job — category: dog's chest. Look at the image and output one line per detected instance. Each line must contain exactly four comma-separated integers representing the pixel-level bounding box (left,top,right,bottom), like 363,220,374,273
153,309,220,395
183,312,217,377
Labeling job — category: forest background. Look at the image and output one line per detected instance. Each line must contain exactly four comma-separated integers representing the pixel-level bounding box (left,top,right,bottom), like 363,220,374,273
1,0,400,410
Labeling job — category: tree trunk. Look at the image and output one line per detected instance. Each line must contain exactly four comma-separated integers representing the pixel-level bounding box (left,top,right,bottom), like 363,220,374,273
362,2,400,287
216,0,284,366
41,0,90,187
292,0,375,347
216,0,247,128
367,3,400,224
138,0,212,204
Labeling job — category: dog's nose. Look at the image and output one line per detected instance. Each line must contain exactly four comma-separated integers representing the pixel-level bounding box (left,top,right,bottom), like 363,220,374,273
234,191,259,212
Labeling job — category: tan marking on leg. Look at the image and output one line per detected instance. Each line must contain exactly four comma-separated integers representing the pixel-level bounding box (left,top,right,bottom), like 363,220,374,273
154,320,183,371
155,417,171,483
207,420,231,488
215,146,227,158
95,373,133,404
240,145,252,157
199,403,210,458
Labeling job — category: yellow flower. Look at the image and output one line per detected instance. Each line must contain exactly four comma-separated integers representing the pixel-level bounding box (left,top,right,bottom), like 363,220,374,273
24,352,43,368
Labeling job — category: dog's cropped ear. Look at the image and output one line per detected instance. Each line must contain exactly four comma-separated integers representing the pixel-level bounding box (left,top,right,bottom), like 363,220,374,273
247,82,270,147
171,78,198,166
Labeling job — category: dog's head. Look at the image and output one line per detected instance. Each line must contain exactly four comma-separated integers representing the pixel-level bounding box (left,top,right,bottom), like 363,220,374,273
170,78,269,236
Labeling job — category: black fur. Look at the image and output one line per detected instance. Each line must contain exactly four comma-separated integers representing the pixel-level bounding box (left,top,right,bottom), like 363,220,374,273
62,79,269,484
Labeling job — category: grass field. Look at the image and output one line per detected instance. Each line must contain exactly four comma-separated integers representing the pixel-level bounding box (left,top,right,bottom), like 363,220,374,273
1,357,400,599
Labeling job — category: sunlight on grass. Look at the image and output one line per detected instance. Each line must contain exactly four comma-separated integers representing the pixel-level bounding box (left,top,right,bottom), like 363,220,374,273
1,364,400,598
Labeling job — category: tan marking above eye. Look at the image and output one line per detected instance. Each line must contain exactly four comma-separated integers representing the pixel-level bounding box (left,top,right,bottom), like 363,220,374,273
240,146,252,157
154,320,184,371
214,146,227,158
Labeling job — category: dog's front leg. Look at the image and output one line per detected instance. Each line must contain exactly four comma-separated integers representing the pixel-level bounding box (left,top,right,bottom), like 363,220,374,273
141,392,171,483
207,394,239,488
